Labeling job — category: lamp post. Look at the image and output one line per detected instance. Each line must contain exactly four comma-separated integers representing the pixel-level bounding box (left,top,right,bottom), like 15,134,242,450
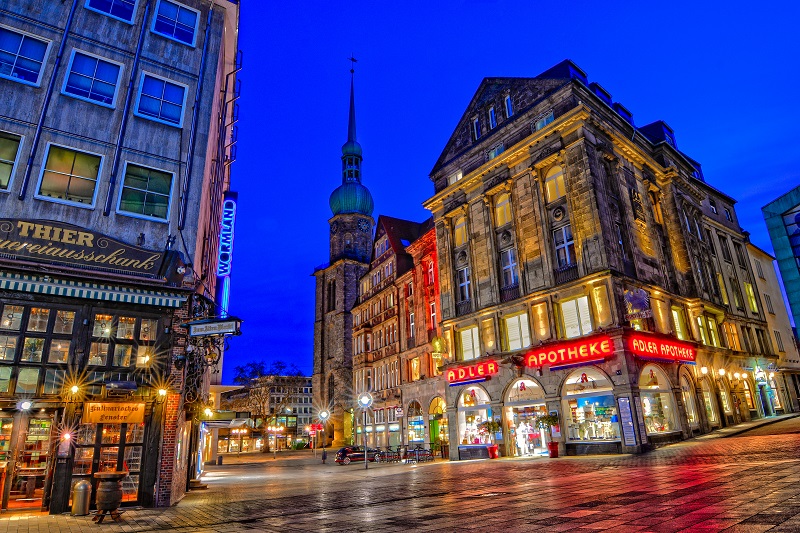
357,393,373,470
318,409,330,457
267,425,284,459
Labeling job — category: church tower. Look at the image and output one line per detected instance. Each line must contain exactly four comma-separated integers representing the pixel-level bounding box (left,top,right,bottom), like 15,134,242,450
312,67,374,447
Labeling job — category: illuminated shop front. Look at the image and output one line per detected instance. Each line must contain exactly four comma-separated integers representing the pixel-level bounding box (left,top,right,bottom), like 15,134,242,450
562,368,620,443
457,386,493,445
504,378,547,457
700,377,720,426
428,397,448,452
680,373,700,431
407,401,425,444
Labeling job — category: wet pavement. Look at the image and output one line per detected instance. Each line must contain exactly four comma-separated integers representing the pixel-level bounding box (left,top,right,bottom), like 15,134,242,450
3,414,800,532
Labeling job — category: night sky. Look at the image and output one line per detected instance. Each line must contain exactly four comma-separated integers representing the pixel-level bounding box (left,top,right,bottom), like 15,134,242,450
221,0,800,382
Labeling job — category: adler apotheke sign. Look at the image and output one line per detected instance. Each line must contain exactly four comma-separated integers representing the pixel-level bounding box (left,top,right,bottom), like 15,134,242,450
627,332,696,363
446,360,499,385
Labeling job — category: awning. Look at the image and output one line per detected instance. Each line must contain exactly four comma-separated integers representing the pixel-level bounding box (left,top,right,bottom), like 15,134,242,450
204,418,254,429
0,271,188,308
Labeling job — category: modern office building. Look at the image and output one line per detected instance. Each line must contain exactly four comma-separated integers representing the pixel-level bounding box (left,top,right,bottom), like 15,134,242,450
762,186,800,328
423,59,792,459
0,0,239,510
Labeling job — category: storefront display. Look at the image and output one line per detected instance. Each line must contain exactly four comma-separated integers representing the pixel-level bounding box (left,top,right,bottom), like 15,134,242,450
429,397,448,451
562,368,620,442
639,365,678,435
0,418,12,461
457,386,492,445
407,401,425,444
504,378,547,457
680,375,699,428
701,378,719,425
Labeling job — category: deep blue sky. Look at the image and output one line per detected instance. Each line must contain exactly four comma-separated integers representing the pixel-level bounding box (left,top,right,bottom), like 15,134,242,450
221,0,800,382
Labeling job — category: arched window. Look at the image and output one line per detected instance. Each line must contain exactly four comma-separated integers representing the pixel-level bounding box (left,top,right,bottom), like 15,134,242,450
640,364,678,434
743,380,755,409
454,216,467,247
495,193,511,227
700,378,718,424
561,368,619,442
457,386,493,445
408,400,425,443
544,166,566,203
680,374,698,427
429,397,448,448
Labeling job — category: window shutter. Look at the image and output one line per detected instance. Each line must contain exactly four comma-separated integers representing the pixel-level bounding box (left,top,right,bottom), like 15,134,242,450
506,317,521,350
562,300,581,339
577,297,592,336
461,328,477,361
520,313,531,347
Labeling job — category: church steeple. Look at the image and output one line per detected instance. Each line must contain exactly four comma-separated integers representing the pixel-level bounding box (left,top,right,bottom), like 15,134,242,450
329,63,374,217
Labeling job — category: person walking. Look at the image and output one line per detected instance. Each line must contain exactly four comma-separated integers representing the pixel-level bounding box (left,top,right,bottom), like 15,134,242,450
321,448,327,464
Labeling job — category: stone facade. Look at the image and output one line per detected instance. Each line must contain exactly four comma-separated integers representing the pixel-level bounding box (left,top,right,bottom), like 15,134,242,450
424,60,794,458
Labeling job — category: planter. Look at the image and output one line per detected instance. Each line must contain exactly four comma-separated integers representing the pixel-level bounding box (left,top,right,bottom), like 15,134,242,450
547,441,559,458
92,471,127,523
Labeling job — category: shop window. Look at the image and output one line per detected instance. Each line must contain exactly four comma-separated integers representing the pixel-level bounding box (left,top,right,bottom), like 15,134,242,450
544,166,566,203
559,295,592,339
15,367,39,394
453,216,467,247
671,306,688,340
680,375,698,427
770,379,782,410
37,144,102,206
27,308,50,332
744,282,759,313
640,365,677,434
0,26,49,86
119,163,173,221
54,310,75,334
89,342,109,365
504,313,531,351
429,397,448,448
93,314,114,337
743,380,755,409
562,368,619,442
505,379,547,457
495,193,511,227
9,418,52,508
21,338,44,362
719,384,732,414
0,417,12,460
700,378,718,424
458,387,493,445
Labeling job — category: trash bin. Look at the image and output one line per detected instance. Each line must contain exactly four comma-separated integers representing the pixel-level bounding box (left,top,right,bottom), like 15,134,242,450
217,455,223,465
71,479,92,516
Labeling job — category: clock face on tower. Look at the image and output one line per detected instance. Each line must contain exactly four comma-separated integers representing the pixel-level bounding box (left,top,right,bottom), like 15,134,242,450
358,218,370,232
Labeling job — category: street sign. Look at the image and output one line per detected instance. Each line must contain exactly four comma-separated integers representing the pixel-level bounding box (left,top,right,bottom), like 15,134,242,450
309,430,316,436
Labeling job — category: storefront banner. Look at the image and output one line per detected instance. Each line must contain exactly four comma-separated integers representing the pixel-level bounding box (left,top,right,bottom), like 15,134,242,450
446,360,499,385
626,332,696,363
83,402,145,424
524,335,614,369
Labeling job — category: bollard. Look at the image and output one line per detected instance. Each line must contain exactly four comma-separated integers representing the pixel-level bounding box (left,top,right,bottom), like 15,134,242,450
217,455,223,465
71,479,92,516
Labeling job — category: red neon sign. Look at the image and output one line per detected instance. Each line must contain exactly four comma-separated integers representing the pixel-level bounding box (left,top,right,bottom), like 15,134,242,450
524,335,614,368
446,360,499,384
627,333,696,363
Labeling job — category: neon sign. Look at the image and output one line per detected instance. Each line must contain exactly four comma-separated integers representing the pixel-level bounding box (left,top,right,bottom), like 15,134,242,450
524,335,614,369
216,193,237,277
627,332,696,363
447,360,499,385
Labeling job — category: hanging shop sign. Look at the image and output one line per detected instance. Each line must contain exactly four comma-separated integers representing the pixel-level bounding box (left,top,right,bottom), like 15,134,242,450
0,219,167,278
626,332,696,363
624,288,653,321
83,402,146,424
524,335,614,369
446,360,499,385
184,316,242,337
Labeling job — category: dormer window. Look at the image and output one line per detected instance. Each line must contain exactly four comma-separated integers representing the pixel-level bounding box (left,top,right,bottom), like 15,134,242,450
447,170,463,185
489,107,497,129
504,95,513,118
472,118,481,140
709,199,718,214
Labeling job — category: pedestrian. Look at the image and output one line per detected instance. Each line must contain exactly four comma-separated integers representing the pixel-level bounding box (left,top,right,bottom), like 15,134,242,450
322,448,327,464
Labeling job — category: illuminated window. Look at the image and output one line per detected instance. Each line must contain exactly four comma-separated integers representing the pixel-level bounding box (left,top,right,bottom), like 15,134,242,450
0,26,49,86
118,163,173,220
504,313,531,351
63,50,122,107
37,144,101,206
544,166,566,203
135,73,187,127
27,308,50,332
743,380,755,409
427,261,435,285
723,322,740,351
695,316,708,345
534,111,554,131
410,358,421,381
0,131,22,191
730,279,743,310
453,216,467,247
85,0,137,22
447,170,462,185
671,306,688,340
701,378,718,424
459,326,479,361
716,273,728,305
531,302,550,341
152,0,199,46
560,296,592,339
48,340,71,363
553,225,575,268
429,302,436,329
488,107,497,129
504,95,513,118
499,248,518,288
744,282,759,313
680,375,698,427
495,193,511,227
0,335,16,361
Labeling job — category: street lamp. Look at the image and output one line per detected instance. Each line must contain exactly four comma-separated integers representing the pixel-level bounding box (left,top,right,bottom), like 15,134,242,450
318,409,330,457
357,392,373,470
267,425,284,459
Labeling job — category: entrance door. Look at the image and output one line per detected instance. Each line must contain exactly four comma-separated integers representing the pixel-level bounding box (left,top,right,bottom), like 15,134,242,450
8,417,53,510
72,422,145,506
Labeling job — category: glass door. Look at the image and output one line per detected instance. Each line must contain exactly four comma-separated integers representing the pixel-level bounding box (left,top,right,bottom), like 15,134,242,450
9,417,52,509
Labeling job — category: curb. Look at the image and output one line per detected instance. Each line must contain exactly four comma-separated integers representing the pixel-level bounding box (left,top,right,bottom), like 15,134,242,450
718,413,800,438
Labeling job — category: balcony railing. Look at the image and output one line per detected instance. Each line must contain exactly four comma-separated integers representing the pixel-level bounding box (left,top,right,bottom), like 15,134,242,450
500,283,520,303
456,300,472,317
554,263,579,285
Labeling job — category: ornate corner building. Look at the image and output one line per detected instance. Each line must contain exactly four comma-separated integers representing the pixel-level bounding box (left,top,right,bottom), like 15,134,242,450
423,60,798,459
0,0,239,511
313,70,374,447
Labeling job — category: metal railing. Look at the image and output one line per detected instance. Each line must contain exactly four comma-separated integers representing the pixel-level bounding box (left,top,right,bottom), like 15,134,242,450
554,263,579,285
500,283,520,303
456,300,472,317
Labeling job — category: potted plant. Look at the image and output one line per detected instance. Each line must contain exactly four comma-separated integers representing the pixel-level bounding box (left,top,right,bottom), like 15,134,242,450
535,413,561,458
477,419,502,458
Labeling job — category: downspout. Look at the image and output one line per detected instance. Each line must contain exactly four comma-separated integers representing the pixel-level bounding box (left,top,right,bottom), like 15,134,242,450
17,0,80,200
178,4,214,230
102,0,153,215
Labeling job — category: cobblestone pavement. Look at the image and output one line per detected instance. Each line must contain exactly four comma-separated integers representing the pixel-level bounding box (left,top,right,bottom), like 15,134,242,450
3,414,800,532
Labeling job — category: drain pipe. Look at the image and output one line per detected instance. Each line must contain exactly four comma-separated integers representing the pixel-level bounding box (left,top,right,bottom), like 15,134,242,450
103,0,153,215
177,3,214,231
18,0,80,200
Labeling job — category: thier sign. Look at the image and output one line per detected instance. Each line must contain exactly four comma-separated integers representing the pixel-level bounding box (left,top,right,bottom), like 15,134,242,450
0,219,165,277
446,360,499,385
524,335,614,369
83,402,145,424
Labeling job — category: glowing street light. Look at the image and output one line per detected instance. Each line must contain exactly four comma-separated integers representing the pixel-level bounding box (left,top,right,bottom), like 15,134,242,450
357,393,373,470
